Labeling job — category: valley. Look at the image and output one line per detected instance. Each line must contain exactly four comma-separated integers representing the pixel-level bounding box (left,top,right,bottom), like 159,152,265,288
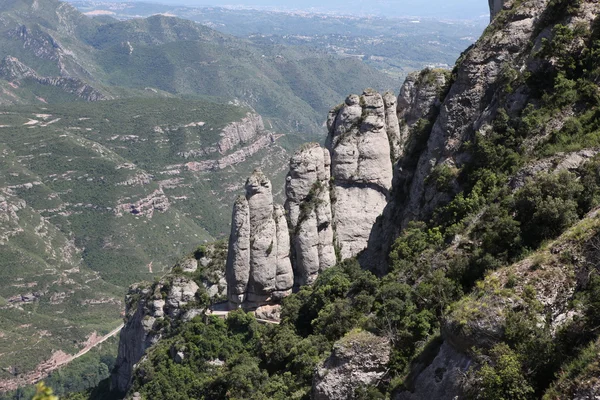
70,0,486,79
0,96,298,387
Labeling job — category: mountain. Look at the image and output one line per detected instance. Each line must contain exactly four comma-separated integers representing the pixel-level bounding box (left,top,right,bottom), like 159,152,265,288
0,95,309,392
101,0,600,399
0,0,398,134
118,0,490,20
0,0,402,387
69,1,486,80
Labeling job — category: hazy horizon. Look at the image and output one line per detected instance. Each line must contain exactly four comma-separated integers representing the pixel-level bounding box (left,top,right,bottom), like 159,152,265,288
74,0,490,19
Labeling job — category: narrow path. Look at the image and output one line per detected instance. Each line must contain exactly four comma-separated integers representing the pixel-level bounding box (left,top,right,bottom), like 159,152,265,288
0,324,124,392
68,324,124,362
206,309,280,325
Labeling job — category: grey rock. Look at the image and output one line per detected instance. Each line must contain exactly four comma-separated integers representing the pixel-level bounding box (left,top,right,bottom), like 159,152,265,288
226,170,293,309
273,205,293,299
218,113,265,154
111,277,201,394
285,143,336,286
312,331,391,400
394,341,471,400
326,90,394,260
179,257,198,273
226,196,251,307
246,170,277,306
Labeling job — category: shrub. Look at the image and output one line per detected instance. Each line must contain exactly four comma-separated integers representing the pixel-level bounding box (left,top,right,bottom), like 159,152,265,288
514,171,583,247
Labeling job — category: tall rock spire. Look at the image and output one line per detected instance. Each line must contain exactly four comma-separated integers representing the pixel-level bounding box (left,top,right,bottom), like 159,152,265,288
285,143,337,286
226,170,293,309
326,89,394,260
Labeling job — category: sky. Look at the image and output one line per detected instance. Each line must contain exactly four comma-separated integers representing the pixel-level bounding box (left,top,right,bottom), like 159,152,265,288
118,0,490,19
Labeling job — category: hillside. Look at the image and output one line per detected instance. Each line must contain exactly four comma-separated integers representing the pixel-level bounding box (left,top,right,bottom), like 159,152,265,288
0,0,398,134
69,0,487,79
0,96,305,390
96,0,600,399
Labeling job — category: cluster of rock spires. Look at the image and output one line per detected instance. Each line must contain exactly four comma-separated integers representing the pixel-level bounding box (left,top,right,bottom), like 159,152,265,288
109,63,451,397
113,0,600,397
224,81,449,309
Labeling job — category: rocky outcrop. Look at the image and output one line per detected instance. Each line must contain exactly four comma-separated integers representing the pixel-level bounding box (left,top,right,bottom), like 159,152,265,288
218,113,265,154
361,69,450,273
184,133,276,172
312,330,391,400
326,89,394,260
223,89,404,302
0,56,106,101
226,196,251,306
111,277,201,394
285,143,336,286
226,170,293,309
395,341,471,400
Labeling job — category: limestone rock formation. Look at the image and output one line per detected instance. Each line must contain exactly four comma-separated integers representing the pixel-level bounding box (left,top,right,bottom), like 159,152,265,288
0,56,106,101
218,113,266,154
394,341,471,400
226,170,293,309
326,89,394,260
285,143,336,286
312,330,391,400
111,277,201,394
226,196,251,306
273,205,294,299
361,69,450,273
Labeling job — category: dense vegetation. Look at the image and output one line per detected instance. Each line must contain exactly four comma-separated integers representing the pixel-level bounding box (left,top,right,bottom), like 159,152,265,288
0,96,303,382
0,337,118,400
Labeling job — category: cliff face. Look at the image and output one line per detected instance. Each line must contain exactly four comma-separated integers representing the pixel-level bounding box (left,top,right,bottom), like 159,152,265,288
312,330,391,400
111,277,201,394
0,56,106,101
326,90,394,260
285,143,336,286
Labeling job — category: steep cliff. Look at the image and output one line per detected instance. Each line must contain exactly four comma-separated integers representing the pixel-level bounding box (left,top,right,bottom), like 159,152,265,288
312,330,391,400
226,170,293,309
111,276,201,394
285,143,336,286
224,89,402,304
325,90,394,260
110,1,600,399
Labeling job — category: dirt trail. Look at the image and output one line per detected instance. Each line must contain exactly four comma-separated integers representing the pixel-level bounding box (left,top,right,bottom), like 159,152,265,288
0,324,123,392
206,309,280,325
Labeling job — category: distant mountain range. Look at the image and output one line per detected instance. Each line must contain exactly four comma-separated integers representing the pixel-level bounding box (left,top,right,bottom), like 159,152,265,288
0,0,398,134
84,0,490,19
68,1,486,79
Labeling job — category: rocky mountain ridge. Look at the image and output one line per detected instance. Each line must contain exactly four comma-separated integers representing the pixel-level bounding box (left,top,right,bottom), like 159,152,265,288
43,0,600,398
0,0,397,133
224,85,413,309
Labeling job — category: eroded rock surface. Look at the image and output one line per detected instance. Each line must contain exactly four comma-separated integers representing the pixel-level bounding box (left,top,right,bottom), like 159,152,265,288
312,330,391,400
111,277,200,394
326,90,394,260
226,170,293,309
285,144,336,286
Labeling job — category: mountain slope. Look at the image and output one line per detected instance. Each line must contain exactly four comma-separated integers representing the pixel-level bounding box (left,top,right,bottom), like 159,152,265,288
0,96,303,390
102,1,600,399
0,0,398,134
